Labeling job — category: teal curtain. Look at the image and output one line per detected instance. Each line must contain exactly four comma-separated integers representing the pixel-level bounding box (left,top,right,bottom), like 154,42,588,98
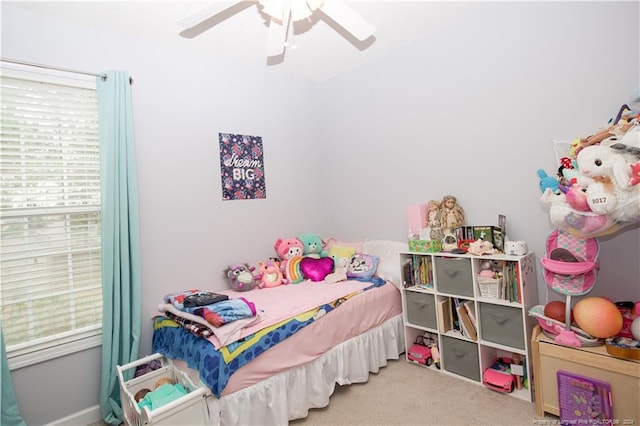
97,71,142,425
0,321,26,426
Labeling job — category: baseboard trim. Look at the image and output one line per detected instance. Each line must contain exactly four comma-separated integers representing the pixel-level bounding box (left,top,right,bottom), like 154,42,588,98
47,405,102,426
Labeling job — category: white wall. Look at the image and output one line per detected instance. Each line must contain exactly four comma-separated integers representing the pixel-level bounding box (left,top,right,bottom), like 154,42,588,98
2,5,324,425
2,2,639,425
317,1,640,303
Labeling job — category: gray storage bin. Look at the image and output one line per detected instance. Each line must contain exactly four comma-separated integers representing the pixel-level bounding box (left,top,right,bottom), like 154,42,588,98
478,303,525,349
434,257,473,297
442,335,480,381
405,291,437,329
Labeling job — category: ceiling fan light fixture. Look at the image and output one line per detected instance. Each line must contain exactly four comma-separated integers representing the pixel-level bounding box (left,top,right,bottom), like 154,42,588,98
305,0,326,10
259,0,325,23
259,0,287,22
290,1,312,21
179,0,374,60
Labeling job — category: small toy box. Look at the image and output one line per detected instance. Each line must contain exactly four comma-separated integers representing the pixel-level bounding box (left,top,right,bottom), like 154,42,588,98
116,353,211,426
408,239,443,253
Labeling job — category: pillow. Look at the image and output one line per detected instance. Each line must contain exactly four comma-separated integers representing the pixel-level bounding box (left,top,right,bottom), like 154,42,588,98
300,257,335,282
328,245,357,268
285,255,305,284
346,253,379,280
324,237,366,254
362,240,408,288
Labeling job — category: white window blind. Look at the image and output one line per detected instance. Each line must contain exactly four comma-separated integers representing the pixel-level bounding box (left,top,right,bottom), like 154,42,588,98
0,70,103,368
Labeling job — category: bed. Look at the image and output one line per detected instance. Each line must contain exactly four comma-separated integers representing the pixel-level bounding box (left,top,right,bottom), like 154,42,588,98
149,240,407,425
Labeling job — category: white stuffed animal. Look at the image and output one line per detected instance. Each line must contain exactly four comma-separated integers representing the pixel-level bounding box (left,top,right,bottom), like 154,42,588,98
619,123,640,148
540,188,573,228
600,124,640,165
540,188,608,235
576,144,640,223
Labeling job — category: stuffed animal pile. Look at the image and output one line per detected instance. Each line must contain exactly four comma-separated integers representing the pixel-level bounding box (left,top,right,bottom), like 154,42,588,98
538,92,640,238
224,234,380,291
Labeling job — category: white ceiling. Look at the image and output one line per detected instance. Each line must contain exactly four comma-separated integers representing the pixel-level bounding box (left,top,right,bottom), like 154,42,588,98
4,1,487,83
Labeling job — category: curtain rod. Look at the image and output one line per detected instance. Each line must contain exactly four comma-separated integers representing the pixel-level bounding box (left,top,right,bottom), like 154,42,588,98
0,57,133,84
1,57,107,79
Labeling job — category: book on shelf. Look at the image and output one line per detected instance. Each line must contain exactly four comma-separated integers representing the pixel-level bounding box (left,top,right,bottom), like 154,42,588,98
437,298,451,333
499,261,522,303
412,255,433,288
403,256,435,290
451,298,461,334
456,302,477,341
402,259,413,288
448,298,457,333
463,300,477,330
516,263,522,303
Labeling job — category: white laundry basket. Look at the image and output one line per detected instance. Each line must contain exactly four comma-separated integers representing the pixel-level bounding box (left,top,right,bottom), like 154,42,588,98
116,353,211,425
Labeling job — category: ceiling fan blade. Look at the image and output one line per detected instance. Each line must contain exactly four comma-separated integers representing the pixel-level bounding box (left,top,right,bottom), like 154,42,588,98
177,1,255,38
178,2,241,30
265,13,290,57
319,0,375,41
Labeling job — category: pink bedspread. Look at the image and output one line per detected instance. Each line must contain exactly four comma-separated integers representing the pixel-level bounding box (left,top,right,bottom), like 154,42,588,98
220,281,401,395
212,279,374,347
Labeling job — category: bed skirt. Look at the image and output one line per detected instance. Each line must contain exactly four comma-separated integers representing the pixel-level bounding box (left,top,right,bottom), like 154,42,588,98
205,313,404,425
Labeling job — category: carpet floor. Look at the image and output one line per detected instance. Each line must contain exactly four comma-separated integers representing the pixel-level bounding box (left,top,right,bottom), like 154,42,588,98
94,358,559,425
290,358,558,425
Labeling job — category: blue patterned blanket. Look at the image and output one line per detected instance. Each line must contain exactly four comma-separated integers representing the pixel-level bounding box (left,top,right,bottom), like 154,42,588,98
152,278,385,397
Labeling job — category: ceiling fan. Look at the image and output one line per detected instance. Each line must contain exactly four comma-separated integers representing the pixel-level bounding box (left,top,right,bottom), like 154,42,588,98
177,0,376,58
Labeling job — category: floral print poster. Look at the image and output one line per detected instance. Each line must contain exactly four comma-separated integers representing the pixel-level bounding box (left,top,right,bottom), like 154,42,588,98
219,133,266,200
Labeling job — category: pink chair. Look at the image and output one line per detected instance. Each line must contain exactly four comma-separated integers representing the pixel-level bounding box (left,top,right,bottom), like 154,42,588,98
529,229,602,347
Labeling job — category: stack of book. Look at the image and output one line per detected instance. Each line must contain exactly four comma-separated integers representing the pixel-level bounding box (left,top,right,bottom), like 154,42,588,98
402,256,434,289
437,297,477,341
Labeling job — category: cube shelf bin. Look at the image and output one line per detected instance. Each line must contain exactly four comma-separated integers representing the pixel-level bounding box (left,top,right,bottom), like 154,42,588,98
116,353,211,426
441,335,481,381
478,302,525,350
405,290,437,330
434,256,473,297
400,250,538,402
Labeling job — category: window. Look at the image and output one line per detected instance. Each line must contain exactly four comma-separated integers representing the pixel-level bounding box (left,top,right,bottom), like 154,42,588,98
0,68,102,369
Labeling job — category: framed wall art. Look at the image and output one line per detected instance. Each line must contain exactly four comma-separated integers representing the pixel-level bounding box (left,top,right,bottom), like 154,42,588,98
219,133,266,201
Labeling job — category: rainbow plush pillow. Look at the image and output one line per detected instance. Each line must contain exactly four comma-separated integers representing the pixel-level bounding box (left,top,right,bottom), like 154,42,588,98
285,255,305,284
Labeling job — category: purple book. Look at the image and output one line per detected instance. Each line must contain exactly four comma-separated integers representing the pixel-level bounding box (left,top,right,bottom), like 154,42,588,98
557,370,613,425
